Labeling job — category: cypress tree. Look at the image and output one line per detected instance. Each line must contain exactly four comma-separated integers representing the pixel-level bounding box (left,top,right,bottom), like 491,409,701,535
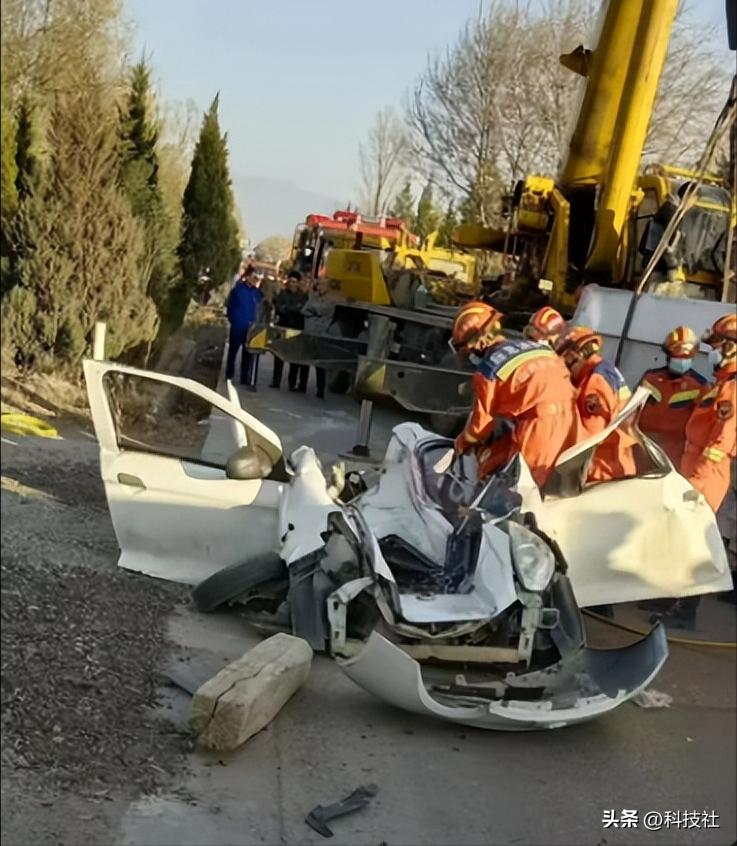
437,201,458,248
119,60,180,331
389,179,415,229
4,89,157,369
15,95,39,201
414,182,441,241
178,94,241,305
1,90,19,296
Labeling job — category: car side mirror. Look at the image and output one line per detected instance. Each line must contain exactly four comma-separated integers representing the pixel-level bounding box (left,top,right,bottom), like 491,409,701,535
226,444,273,480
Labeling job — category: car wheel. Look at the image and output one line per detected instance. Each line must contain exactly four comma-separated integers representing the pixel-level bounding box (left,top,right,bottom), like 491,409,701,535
191,552,286,613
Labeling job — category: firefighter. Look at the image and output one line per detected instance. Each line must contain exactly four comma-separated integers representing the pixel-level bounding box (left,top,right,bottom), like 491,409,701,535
650,315,736,630
555,326,636,482
524,306,566,348
681,313,737,513
637,325,708,465
451,301,579,487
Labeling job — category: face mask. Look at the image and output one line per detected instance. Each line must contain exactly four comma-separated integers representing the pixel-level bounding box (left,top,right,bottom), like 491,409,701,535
469,352,483,367
708,347,723,368
667,358,692,375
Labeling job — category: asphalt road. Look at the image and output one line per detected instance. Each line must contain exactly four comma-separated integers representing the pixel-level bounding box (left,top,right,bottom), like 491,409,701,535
121,356,737,846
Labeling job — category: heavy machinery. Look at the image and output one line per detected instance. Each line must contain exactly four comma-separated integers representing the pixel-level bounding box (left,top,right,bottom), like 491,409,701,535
289,210,417,277
251,0,735,428
249,211,480,412
453,0,735,317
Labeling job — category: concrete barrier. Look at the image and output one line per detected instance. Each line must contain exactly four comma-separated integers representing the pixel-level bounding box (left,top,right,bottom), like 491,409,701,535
191,633,313,752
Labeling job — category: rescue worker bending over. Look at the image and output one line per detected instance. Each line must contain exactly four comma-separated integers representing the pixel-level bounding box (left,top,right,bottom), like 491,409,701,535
555,326,636,482
638,325,708,465
524,306,566,348
451,301,579,488
681,313,737,513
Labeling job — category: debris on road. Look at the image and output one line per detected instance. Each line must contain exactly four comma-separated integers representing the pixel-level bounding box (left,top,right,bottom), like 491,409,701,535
1,412,59,439
191,632,312,752
631,688,674,709
305,784,379,838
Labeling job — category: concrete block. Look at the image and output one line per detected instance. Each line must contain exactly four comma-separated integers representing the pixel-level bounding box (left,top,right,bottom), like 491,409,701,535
191,633,313,752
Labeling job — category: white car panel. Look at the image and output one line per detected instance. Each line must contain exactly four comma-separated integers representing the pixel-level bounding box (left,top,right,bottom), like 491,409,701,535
83,360,285,584
338,629,669,731
538,472,731,606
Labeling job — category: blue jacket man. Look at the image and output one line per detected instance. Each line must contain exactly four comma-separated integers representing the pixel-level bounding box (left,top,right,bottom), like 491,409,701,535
225,268,263,386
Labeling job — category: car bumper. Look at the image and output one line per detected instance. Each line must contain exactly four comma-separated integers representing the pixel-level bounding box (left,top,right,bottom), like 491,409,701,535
336,624,668,731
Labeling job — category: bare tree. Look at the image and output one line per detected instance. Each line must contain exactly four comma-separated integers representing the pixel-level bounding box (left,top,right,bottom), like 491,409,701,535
644,9,730,164
254,235,290,263
407,0,730,224
358,107,407,216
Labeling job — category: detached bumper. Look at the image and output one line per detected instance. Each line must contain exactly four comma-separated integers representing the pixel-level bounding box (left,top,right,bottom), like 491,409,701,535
336,625,668,731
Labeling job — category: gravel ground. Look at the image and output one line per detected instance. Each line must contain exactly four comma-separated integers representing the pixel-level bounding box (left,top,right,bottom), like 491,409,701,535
1,430,189,845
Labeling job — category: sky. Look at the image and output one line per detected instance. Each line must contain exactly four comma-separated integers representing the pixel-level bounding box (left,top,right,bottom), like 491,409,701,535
124,0,733,244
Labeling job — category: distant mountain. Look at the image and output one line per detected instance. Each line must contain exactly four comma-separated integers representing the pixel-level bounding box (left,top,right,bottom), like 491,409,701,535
233,175,345,246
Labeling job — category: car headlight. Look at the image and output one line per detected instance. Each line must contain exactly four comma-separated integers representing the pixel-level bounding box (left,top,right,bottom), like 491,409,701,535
507,521,555,592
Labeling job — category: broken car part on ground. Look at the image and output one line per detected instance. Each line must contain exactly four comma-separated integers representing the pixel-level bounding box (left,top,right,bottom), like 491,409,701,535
83,359,732,730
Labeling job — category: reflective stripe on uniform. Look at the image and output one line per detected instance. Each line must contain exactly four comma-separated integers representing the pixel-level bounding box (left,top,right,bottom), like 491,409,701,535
703,446,726,462
642,380,662,403
669,389,700,408
496,347,555,380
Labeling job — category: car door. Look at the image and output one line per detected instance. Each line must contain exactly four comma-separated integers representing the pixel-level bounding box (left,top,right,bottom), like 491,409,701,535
84,359,286,586
537,388,732,606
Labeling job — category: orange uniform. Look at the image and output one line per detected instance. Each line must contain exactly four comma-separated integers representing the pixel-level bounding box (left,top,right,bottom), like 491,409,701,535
454,339,579,487
681,361,737,512
573,355,636,482
638,366,708,465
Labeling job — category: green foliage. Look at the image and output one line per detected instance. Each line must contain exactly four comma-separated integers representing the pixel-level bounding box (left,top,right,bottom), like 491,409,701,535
437,201,458,248
1,94,19,222
414,182,441,241
389,180,415,229
14,95,39,201
119,61,159,206
178,94,241,304
1,89,19,296
3,89,157,370
119,59,182,332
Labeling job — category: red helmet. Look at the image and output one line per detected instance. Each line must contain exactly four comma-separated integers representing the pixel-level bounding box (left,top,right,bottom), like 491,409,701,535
554,325,602,359
662,325,698,359
525,306,566,341
451,301,503,351
703,313,737,345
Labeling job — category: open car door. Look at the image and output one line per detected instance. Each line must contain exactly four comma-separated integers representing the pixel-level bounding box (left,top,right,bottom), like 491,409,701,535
83,360,286,585
538,388,732,606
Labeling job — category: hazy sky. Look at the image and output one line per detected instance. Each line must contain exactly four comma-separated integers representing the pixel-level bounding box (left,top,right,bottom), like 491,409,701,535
124,0,732,240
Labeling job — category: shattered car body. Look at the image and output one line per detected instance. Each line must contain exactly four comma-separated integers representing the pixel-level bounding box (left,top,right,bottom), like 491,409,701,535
84,360,732,730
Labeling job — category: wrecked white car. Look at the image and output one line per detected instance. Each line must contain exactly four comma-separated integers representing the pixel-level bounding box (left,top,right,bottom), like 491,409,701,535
84,360,732,730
